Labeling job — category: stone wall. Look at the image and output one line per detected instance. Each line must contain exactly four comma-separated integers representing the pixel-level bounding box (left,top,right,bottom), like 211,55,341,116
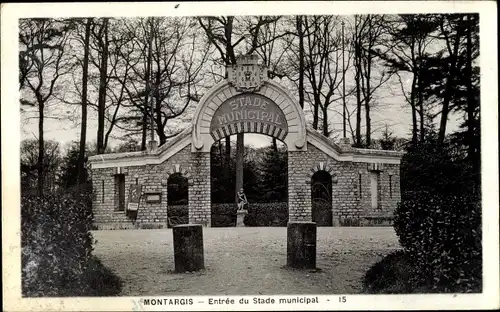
91,141,401,229
91,145,193,229
288,151,312,222
287,143,401,226
188,152,211,226
91,167,130,226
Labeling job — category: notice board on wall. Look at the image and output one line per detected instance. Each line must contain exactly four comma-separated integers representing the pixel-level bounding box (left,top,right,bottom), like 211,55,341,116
127,184,142,211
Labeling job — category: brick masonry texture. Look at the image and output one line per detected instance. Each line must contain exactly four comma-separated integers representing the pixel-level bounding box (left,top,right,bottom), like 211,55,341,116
91,142,401,229
288,143,400,226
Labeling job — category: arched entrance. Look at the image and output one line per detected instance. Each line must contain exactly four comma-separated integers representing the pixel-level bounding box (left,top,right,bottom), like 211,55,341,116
209,134,289,227
311,170,333,226
188,55,309,226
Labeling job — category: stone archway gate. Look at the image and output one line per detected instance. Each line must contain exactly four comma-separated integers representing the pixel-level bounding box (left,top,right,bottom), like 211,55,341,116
189,55,309,225
88,55,403,229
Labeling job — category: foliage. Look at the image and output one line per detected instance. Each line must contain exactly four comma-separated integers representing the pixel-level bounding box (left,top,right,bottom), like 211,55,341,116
393,138,481,293
167,173,189,205
210,143,236,203
112,138,142,153
21,185,102,296
58,141,92,189
167,205,189,228
244,202,289,227
21,139,62,194
210,142,276,203
211,203,237,227
258,146,288,202
208,203,288,227
377,125,397,150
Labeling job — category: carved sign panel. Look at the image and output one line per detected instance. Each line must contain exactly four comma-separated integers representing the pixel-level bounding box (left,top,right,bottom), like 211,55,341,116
209,93,288,141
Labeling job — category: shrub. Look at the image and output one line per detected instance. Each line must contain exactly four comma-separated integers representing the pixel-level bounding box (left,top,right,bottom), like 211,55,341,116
393,140,482,293
339,217,361,227
208,203,289,227
211,203,237,227
394,192,481,292
21,184,122,296
244,202,288,227
167,205,189,228
21,186,94,296
139,223,166,229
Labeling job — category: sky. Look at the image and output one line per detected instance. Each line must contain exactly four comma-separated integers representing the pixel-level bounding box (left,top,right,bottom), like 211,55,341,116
21,73,462,151
18,12,465,152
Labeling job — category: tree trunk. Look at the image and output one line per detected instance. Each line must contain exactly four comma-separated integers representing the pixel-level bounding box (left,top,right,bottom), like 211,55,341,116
417,74,425,142
438,25,462,144
225,137,231,165
154,67,167,145
142,18,154,151
466,14,475,163
78,18,92,185
141,114,148,151
322,106,329,137
364,100,371,147
354,23,362,147
297,16,305,109
156,99,167,145
364,58,372,147
410,74,418,144
37,98,44,197
235,133,244,203
355,58,362,146
97,19,109,154
312,95,320,130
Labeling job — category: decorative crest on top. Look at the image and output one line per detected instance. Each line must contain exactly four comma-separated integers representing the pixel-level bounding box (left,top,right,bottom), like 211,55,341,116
227,54,268,92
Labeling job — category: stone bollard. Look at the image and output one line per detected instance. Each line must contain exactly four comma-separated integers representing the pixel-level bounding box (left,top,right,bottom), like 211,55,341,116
236,209,248,227
173,224,204,273
287,221,317,269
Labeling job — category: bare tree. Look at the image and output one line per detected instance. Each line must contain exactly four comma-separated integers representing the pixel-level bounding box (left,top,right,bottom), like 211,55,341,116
301,16,350,137
21,139,61,194
296,16,305,110
111,17,206,148
435,15,465,144
198,15,284,200
371,14,438,145
19,18,73,197
351,14,393,147
78,18,92,185
63,18,132,154
88,18,111,154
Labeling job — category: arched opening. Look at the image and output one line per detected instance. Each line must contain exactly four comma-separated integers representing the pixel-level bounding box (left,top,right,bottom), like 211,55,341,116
167,172,189,228
210,133,288,227
311,170,333,226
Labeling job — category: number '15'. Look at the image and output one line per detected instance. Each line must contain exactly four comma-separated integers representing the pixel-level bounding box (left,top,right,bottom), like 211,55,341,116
338,296,346,303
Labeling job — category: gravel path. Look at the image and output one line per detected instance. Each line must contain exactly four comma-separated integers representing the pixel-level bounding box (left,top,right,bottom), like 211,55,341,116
92,227,400,296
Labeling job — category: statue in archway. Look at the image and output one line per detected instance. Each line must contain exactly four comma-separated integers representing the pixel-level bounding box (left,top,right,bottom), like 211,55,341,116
237,188,248,211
